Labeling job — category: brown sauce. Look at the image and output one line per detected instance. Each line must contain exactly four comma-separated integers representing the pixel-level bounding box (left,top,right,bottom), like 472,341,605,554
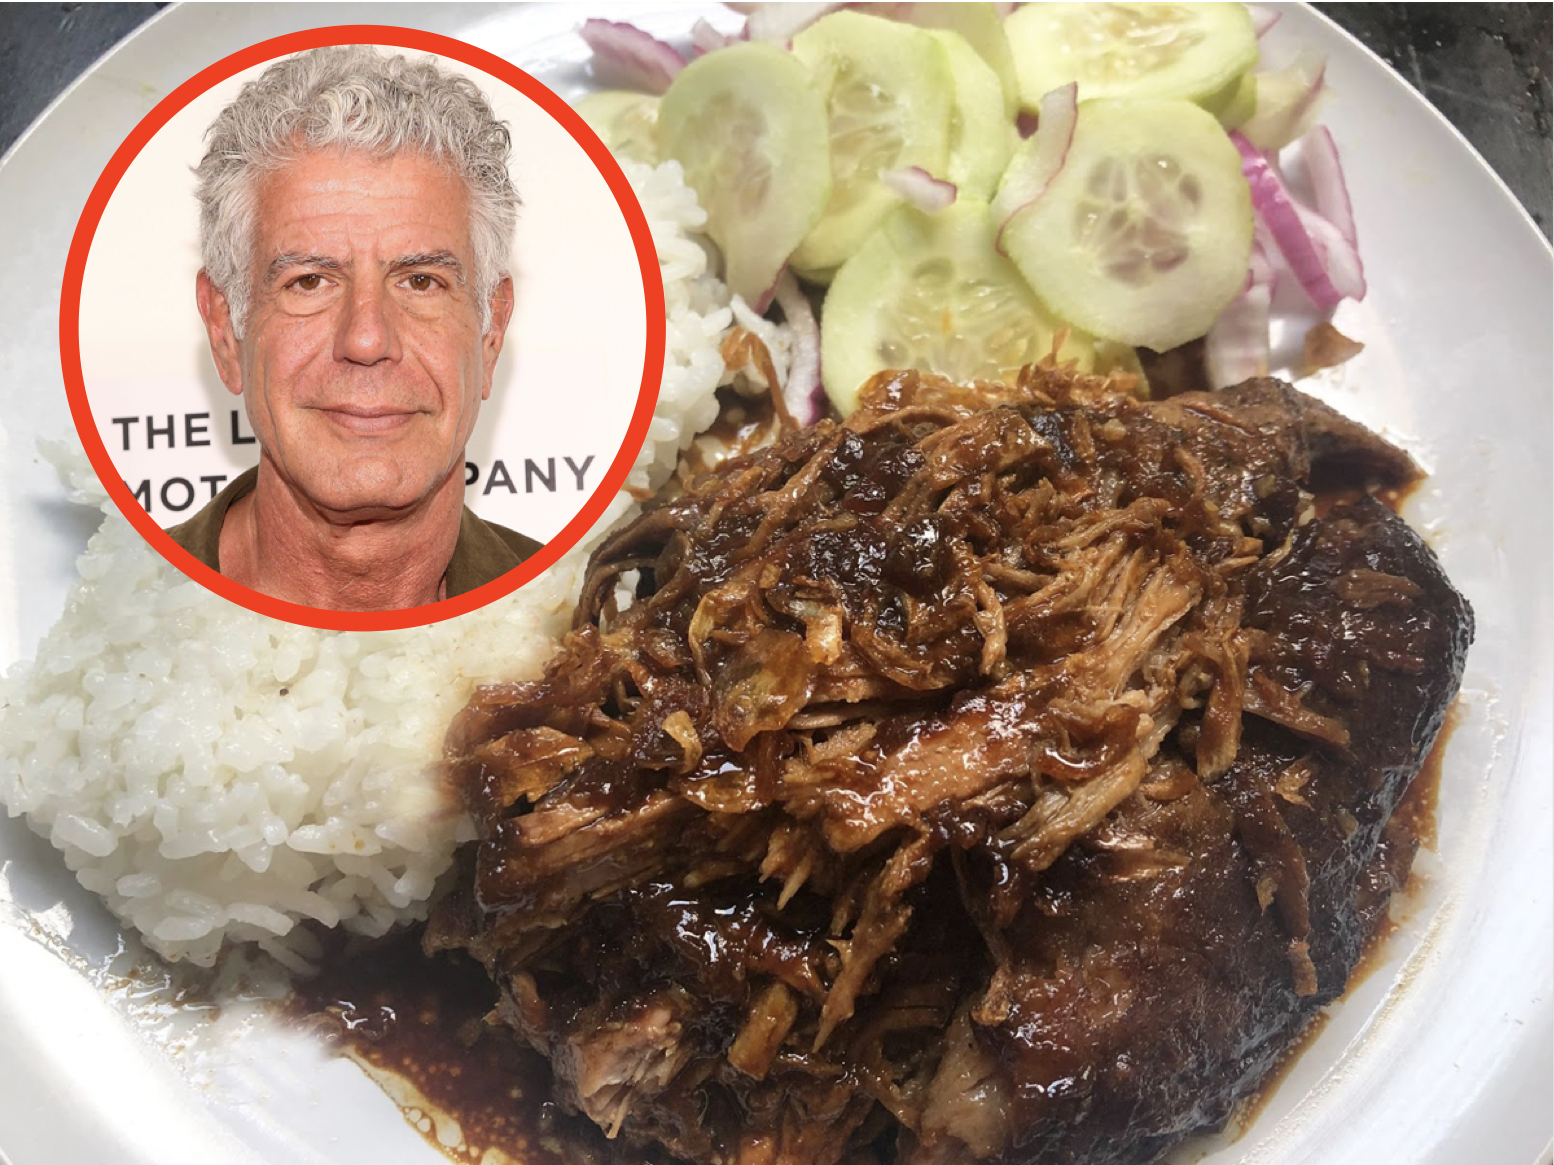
1219,1009,1333,1142
282,428,1451,1165
678,387,784,482
1227,700,1457,1136
1311,477,1418,518
285,931,576,1164
1345,698,1456,988
284,703,1454,1165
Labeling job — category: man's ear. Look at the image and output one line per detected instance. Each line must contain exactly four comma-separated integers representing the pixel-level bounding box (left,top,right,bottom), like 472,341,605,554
479,275,515,402
196,270,244,397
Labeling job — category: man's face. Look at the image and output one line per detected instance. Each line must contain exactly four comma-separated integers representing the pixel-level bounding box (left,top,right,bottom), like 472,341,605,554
199,149,511,519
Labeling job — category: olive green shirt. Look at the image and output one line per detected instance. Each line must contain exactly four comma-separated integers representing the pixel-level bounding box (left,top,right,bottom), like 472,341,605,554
165,467,541,599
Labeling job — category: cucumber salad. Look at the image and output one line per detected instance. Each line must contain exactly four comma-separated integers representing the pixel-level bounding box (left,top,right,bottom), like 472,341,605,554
577,3,1360,421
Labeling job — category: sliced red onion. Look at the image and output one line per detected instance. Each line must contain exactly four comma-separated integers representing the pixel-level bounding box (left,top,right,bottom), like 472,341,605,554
992,82,1078,254
690,18,734,56
773,273,825,426
1210,230,1277,389
749,270,782,316
1233,131,1363,311
1205,283,1273,390
1300,125,1358,249
1249,4,1282,37
578,19,685,95
1249,221,1279,295
881,166,957,212
743,3,842,43
1241,49,1327,152
1296,203,1366,300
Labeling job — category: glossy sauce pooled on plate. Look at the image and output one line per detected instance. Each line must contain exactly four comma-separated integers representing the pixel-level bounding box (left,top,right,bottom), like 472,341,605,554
289,718,1454,1165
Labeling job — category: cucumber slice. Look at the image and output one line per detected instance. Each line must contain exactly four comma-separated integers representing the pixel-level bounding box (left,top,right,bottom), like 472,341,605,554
658,42,832,305
929,30,1016,201
574,90,660,166
821,199,1096,416
790,11,954,274
791,260,841,287
1240,53,1329,150
1001,98,1252,352
1204,71,1257,130
1006,3,1258,109
990,84,1077,239
899,3,1020,119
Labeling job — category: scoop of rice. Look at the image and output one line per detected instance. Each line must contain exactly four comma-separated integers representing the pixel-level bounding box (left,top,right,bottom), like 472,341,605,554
0,159,756,970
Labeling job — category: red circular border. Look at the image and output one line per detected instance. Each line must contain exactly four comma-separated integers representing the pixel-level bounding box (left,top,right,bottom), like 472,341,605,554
60,25,665,632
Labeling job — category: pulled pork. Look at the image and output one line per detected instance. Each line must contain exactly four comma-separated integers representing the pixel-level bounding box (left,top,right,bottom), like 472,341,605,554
432,368,1472,1165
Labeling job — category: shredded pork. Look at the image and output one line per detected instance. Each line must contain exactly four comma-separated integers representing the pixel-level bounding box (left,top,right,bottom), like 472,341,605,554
433,367,1471,1165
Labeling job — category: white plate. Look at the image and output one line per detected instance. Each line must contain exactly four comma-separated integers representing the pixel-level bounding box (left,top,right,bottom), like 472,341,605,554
0,5,1549,1165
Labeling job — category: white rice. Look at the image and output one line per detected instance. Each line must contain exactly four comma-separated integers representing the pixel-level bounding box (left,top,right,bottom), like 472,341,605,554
0,158,767,970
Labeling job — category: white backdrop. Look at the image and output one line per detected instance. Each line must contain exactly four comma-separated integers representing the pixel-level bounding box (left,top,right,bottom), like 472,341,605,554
77,45,648,542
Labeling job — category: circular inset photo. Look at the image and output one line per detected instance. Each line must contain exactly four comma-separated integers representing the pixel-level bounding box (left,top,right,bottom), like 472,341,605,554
63,26,662,630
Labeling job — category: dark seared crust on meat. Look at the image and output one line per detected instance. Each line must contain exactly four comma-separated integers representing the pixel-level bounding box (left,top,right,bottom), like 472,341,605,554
907,499,1472,1165
433,369,1471,1165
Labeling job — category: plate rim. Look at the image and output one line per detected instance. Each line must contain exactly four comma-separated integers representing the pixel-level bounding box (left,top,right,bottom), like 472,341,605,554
0,4,1548,1165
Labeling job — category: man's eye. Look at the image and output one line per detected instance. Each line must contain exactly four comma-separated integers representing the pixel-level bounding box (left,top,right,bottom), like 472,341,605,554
405,273,438,292
292,273,327,291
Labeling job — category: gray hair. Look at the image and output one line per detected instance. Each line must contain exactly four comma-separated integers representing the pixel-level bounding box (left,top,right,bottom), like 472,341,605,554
195,45,519,336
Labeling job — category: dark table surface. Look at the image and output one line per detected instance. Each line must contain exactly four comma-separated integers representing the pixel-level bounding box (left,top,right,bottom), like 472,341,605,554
1,2,1550,236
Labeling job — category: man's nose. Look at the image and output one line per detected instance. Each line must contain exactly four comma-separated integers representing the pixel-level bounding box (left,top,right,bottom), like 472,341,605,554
334,281,400,365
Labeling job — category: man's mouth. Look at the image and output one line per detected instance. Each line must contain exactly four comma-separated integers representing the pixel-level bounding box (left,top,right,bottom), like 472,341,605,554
318,406,419,435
